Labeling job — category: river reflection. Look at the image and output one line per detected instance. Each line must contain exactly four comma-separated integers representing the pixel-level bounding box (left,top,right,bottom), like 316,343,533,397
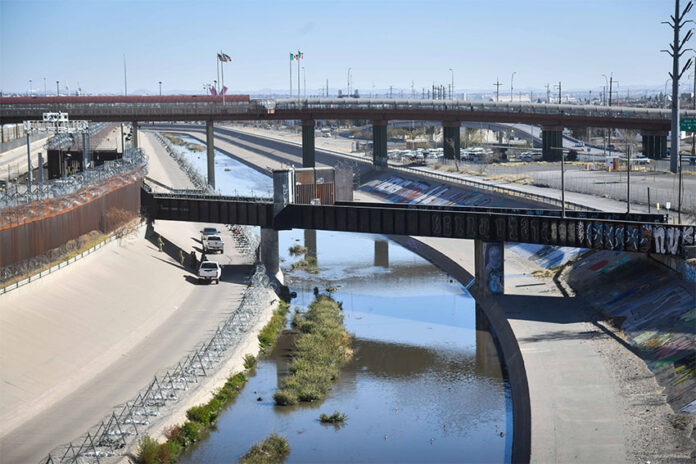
180,230,512,463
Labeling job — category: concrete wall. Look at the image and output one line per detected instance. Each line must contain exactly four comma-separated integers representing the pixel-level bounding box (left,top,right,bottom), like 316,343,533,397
0,178,142,268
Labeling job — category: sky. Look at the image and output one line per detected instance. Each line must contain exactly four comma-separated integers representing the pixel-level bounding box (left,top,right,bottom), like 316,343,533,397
0,0,686,96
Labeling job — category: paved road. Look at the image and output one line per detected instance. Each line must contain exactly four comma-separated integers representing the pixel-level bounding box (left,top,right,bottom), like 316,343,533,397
0,132,250,463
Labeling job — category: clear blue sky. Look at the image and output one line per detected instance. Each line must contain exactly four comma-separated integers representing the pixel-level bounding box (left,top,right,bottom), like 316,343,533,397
0,0,684,95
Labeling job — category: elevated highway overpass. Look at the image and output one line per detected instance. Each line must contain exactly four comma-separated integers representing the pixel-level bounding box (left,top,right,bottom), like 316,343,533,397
1,96,688,186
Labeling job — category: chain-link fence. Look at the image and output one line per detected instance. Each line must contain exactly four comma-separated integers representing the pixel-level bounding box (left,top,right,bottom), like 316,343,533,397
42,246,277,463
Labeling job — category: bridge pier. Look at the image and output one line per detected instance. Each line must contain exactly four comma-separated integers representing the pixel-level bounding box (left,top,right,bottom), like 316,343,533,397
260,227,279,277
541,126,563,161
642,131,668,159
372,120,388,167
374,240,389,267
206,120,216,189
442,122,461,160
304,229,317,259
474,240,504,295
302,120,316,167
131,121,139,148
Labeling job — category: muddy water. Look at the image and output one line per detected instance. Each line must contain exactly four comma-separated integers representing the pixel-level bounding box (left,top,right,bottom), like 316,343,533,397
179,230,512,463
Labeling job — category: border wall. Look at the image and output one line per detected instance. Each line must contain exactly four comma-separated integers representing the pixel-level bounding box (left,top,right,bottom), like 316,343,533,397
0,173,142,268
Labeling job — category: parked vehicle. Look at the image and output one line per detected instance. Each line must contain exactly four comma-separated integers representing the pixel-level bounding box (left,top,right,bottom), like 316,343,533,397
200,226,219,242
198,261,221,284
202,235,224,253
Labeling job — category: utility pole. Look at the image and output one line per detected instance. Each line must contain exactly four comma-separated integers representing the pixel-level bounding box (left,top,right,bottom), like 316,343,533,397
662,0,694,173
493,78,503,102
626,143,631,213
556,81,562,103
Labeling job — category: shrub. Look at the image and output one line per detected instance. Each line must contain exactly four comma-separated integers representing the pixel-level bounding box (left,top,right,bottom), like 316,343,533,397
240,434,290,464
137,435,162,464
319,411,347,423
273,389,298,406
244,353,257,369
258,301,290,354
179,421,200,445
288,244,308,256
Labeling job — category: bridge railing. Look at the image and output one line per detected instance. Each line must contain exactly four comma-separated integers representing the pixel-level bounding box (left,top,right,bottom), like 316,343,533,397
273,98,696,121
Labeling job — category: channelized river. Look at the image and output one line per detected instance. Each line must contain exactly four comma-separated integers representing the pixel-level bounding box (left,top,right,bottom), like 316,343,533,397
171,134,513,463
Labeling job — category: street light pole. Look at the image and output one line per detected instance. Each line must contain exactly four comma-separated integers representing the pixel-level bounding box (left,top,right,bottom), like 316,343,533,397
449,68,455,100
626,143,631,213
510,72,516,102
158,81,162,96
551,146,567,217
347,68,352,97
56,80,59,97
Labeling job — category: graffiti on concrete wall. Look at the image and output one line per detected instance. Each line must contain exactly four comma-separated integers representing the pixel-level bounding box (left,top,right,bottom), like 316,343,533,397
568,250,695,411
483,242,504,294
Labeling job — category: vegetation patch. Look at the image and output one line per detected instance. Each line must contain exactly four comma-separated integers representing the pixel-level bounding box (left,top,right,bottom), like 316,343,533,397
273,294,353,406
161,132,205,152
239,434,290,464
136,300,291,463
258,300,290,354
290,256,319,274
319,411,347,424
288,244,308,256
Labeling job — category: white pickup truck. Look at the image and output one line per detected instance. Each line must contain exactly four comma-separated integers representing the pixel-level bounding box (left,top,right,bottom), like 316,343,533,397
200,226,219,242
202,234,224,254
198,261,221,284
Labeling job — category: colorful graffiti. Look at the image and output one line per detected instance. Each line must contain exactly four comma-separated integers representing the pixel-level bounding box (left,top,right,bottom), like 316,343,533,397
567,251,696,412
483,242,504,294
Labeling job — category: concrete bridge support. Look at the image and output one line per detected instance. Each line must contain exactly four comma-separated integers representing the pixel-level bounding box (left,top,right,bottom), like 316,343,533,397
132,121,139,148
442,122,461,160
372,120,388,167
642,132,668,159
474,240,504,295
304,229,317,259
374,240,389,267
302,120,316,167
206,120,216,189
541,126,563,161
260,227,279,277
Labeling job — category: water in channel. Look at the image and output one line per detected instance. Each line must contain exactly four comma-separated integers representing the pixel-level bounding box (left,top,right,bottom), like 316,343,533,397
170,137,512,462
179,229,512,463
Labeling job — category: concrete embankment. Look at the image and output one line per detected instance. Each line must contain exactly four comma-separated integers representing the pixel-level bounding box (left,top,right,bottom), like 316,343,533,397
0,131,267,462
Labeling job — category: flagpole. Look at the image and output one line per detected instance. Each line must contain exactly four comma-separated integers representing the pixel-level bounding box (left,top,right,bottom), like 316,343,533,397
289,53,292,98
221,53,225,105
297,51,301,104
216,54,220,94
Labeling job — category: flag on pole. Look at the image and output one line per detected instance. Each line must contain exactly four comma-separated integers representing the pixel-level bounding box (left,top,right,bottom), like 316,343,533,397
210,86,218,95
217,52,232,62
290,50,303,61
221,86,228,95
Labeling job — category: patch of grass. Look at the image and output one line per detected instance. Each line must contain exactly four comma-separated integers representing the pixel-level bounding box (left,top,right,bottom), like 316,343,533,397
288,244,308,256
161,132,205,152
274,295,353,406
258,300,290,354
239,434,290,464
291,256,319,274
244,353,257,369
319,411,347,423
